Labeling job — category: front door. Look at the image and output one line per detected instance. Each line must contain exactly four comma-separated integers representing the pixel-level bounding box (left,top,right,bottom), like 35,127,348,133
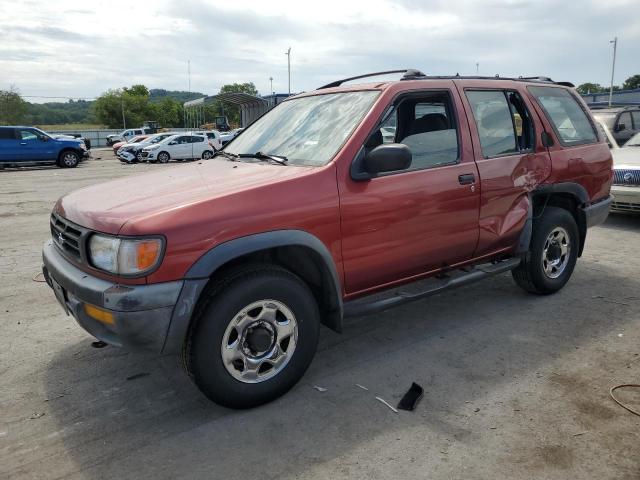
338,87,480,295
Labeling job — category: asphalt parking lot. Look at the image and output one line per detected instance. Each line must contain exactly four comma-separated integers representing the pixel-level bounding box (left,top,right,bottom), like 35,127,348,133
1,152,639,479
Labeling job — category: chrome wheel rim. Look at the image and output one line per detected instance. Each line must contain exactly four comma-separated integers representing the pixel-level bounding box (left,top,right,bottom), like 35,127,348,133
158,153,169,163
136,152,143,161
63,153,77,166
202,151,213,159
221,299,298,383
543,227,570,279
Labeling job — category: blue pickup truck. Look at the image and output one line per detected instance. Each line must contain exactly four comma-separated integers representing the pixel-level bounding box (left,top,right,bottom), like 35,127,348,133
0,126,88,168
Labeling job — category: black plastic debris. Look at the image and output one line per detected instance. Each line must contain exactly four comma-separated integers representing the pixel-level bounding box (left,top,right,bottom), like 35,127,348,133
397,382,424,411
91,340,108,348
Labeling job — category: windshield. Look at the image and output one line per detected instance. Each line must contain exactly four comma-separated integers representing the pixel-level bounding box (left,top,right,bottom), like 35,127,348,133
225,91,380,166
591,113,616,129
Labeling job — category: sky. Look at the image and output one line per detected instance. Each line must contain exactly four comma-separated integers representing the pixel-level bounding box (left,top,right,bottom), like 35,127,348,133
0,0,638,103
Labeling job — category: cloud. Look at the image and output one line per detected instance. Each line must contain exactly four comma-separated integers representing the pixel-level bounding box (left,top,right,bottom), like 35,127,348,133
0,0,638,102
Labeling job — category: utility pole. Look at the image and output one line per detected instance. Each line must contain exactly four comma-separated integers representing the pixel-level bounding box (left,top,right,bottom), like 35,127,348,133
609,37,617,107
285,47,291,95
269,76,274,95
187,60,191,128
476,62,479,75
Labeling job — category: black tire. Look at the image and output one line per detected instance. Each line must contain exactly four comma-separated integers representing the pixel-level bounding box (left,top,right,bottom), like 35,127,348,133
58,150,79,168
184,264,320,409
512,206,579,295
157,151,170,163
202,150,213,159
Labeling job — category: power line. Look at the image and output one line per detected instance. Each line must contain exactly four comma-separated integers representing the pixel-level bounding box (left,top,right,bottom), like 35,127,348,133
20,95,97,100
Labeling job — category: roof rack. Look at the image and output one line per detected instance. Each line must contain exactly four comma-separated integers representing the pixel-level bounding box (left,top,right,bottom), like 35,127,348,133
318,70,574,90
318,69,426,89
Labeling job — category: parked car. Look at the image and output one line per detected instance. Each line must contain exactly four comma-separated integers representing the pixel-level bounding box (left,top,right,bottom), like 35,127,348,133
220,128,244,147
51,133,91,150
106,128,148,146
191,130,223,151
591,106,640,146
140,133,213,162
605,129,640,213
111,134,150,155
117,132,177,163
42,70,612,409
0,126,88,168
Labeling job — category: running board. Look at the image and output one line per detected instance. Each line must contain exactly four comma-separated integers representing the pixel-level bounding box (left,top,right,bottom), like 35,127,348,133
343,257,521,318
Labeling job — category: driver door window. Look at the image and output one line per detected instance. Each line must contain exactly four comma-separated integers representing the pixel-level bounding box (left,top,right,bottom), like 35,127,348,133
365,92,460,171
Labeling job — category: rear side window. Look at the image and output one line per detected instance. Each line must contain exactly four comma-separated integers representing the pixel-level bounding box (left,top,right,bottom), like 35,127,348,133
632,111,640,129
0,128,15,139
466,90,518,158
528,86,597,146
192,136,204,143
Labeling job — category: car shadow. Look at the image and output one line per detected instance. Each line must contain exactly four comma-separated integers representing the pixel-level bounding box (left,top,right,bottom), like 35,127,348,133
37,258,639,479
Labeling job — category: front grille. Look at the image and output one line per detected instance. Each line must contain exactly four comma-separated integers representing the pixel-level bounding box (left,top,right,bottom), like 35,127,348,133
50,213,89,262
141,151,150,157
612,201,640,212
613,169,640,186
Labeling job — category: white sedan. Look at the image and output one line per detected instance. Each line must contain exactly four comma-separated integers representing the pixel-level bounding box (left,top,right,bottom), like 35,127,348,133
141,134,214,163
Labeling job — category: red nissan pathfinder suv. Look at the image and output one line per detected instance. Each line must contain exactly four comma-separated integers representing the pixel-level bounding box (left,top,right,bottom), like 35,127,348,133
43,70,612,408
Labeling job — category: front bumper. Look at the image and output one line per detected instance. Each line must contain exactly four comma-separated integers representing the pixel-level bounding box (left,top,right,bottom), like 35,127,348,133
42,240,184,352
611,185,640,213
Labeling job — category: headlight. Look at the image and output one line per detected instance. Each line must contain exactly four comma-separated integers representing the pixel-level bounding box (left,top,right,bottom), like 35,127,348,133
146,145,160,151
80,143,87,150
88,234,164,275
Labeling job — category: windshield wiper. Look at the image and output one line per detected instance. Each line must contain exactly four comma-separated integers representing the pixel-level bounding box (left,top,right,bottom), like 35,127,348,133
213,151,239,161
237,151,288,165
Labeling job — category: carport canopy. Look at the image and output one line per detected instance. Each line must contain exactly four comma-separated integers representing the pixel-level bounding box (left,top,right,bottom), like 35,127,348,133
184,93,269,127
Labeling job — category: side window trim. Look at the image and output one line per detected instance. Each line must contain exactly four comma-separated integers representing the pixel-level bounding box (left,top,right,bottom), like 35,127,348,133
358,89,462,177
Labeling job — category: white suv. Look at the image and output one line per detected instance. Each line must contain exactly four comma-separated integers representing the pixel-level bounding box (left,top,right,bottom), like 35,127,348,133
190,130,223,151
141,134,213,163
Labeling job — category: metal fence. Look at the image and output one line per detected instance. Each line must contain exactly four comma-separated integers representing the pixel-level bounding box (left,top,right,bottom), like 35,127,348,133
47,128,194,148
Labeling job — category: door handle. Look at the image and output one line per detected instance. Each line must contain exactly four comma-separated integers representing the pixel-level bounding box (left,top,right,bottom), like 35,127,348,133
458,173,475,185
20,142,27,145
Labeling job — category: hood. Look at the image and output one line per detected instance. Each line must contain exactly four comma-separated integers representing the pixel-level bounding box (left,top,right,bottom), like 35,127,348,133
612,147,640,168
55,159,315,234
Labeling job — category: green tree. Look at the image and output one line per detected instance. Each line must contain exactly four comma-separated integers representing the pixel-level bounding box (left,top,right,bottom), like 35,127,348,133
93,84,155,128
0,87,28,124
576,82,605,95
622,74,640,90
151,97,184,127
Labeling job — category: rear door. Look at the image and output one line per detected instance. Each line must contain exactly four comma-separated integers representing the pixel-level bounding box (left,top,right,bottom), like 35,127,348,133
338,85,481,294
0,128,19,161
173,135,191,159
456,81,552,257
191,135,206,158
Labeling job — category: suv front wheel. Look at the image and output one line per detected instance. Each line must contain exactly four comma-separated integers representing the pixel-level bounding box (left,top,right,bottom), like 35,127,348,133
184,264,320,408
58,150,79,168
512,206,579,295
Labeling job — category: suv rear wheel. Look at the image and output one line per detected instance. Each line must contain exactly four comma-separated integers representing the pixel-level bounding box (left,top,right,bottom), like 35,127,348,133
58,150,79,168
512,206,579,294
184,264,320,408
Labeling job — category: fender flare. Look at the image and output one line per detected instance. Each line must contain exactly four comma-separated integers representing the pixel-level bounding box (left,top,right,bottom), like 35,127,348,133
162,230,344,354
517,182,590,257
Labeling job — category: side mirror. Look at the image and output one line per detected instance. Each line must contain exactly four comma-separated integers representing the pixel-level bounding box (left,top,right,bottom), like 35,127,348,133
617,123,626,132
169,141,177,145
40,136,49,142
363,144,412,175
